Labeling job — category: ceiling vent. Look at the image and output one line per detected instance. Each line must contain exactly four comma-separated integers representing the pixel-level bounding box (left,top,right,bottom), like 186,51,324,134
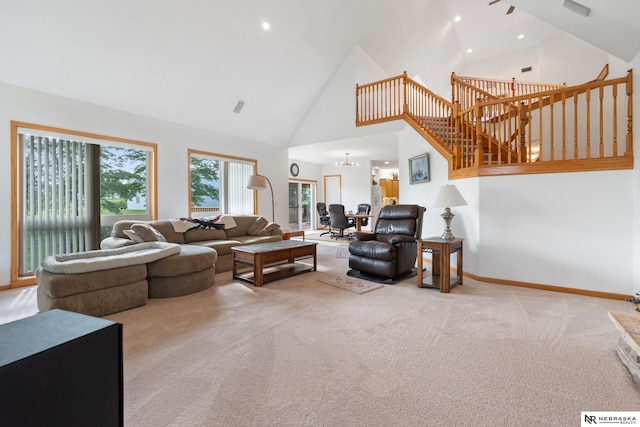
563,0,591,17
233,100,245,114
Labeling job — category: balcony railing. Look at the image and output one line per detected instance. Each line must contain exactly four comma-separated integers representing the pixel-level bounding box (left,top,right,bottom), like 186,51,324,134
356,69,633,177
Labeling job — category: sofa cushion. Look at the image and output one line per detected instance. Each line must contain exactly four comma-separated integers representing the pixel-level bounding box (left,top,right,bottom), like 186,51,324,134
131,223,167,242
246,217,269,235
147,245,217,278
41,242,181,274
111,220,185,244
183,227,226,243
189,239,242,256
37,264,148,298
257,222,281,236
224,216,265,237
124,229,145,243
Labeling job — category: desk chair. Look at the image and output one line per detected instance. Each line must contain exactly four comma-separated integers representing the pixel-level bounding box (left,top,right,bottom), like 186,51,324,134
316,202,332,237
328,204,355,240
356,203,372,227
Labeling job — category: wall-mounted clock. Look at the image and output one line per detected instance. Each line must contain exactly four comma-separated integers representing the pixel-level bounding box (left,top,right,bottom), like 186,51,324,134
290,163,299,177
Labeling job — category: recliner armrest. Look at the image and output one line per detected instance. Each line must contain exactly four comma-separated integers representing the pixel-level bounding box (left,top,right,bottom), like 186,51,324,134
352,232,376,241
388,235,416,245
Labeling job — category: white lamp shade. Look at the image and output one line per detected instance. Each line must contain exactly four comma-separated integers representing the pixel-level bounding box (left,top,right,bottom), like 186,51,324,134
247,175,267,190
433,184,467,208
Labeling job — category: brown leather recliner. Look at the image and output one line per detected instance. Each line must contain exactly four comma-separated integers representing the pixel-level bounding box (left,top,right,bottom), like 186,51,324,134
348,204,426,280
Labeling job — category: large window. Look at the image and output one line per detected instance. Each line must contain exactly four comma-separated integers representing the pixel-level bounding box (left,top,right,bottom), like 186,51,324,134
188,149,256,216
11,122,157,287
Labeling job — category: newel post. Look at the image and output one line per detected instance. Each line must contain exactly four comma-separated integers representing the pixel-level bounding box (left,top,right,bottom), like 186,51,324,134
474,101,484,167
451,72,457,104
355,83,360,125
626,69,633,156
518,101,528,162
402,71,409,114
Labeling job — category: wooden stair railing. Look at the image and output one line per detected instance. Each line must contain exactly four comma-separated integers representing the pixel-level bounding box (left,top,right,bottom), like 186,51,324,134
356,69,633,178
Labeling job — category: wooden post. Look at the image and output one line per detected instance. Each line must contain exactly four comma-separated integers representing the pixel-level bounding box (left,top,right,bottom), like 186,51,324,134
626,69,633,156
518,102,527,162
355,83,360,125
474,103,484,167
402,71,409,114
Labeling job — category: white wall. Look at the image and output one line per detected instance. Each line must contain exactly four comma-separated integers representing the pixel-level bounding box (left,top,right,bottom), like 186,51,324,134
0,83,288,287
479,171,633,294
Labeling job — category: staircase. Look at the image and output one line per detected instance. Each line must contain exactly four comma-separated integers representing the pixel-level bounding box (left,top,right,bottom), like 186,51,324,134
356,68,633,178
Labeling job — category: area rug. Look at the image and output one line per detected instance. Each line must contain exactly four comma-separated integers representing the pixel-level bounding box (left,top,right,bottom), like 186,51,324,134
318,274,384,294
335,246,350,258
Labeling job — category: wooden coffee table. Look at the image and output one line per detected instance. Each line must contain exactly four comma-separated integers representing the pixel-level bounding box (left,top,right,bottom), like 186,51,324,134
232,240,317,287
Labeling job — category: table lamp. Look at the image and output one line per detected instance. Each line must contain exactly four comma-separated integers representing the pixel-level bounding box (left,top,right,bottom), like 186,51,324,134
432,184,467,239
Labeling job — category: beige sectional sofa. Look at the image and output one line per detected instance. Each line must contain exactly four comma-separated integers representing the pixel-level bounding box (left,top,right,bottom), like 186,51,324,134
36,215,282,317
101,215,283,273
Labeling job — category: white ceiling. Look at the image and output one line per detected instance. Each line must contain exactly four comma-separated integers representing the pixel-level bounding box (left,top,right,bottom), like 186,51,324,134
1,0,638,166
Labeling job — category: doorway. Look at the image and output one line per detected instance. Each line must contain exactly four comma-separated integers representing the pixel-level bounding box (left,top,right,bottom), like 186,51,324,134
288,180,316,230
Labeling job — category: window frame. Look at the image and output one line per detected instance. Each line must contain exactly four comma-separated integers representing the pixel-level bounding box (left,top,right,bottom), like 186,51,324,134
187,149,258,217
10,121,158,288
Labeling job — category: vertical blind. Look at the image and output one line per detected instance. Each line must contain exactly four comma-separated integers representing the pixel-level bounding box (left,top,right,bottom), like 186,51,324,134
20,134,95,275
227,161,255,215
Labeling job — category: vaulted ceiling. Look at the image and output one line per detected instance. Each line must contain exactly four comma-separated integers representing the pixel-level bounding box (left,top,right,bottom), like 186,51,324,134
1,0,638,165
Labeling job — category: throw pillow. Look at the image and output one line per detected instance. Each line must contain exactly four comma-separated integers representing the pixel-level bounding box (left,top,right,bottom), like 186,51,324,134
247,217,269,236
257,222,280,236
131,223,167,242
123,229,145,243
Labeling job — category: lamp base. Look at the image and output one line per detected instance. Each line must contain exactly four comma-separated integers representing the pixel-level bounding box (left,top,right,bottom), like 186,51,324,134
440,207,455,240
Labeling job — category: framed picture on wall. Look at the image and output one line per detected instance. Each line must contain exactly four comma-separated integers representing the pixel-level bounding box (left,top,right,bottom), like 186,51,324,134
409,153,430,184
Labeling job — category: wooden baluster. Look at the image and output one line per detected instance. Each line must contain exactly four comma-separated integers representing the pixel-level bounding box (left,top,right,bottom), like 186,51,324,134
599,86,604,158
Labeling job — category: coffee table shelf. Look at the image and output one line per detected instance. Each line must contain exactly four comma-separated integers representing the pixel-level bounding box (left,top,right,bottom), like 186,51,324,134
232,240,317,287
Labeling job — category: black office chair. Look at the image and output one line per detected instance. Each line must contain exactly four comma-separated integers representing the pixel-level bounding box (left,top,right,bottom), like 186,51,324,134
356,203,372,227
317,202,332,237
328,204,355,240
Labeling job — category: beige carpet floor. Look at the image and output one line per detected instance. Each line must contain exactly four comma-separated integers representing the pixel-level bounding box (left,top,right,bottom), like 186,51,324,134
2,240,640,426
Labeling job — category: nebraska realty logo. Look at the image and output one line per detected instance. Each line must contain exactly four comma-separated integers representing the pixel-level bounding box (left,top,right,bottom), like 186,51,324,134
582,412,640,425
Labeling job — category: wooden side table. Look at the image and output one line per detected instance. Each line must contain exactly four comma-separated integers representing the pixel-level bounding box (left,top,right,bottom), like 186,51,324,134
417,237,463,293
281,230,305,240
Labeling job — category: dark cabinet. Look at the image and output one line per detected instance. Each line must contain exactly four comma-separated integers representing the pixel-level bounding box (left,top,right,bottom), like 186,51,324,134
0,309,123,426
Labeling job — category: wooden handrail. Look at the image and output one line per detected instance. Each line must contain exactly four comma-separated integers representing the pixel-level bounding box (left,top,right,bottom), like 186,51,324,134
356,69,633,177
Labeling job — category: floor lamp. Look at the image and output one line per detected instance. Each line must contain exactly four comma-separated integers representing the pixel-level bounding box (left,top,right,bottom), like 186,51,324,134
247,174,275,222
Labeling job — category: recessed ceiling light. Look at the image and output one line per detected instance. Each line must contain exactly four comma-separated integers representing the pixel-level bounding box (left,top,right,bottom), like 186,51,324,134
384,161,390,164
518,34,525,39
454,16,461,22
467,48,473,53
262,21,270,31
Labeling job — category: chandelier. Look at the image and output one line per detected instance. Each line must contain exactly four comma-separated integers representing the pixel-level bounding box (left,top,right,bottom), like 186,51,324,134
336,152,359,167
